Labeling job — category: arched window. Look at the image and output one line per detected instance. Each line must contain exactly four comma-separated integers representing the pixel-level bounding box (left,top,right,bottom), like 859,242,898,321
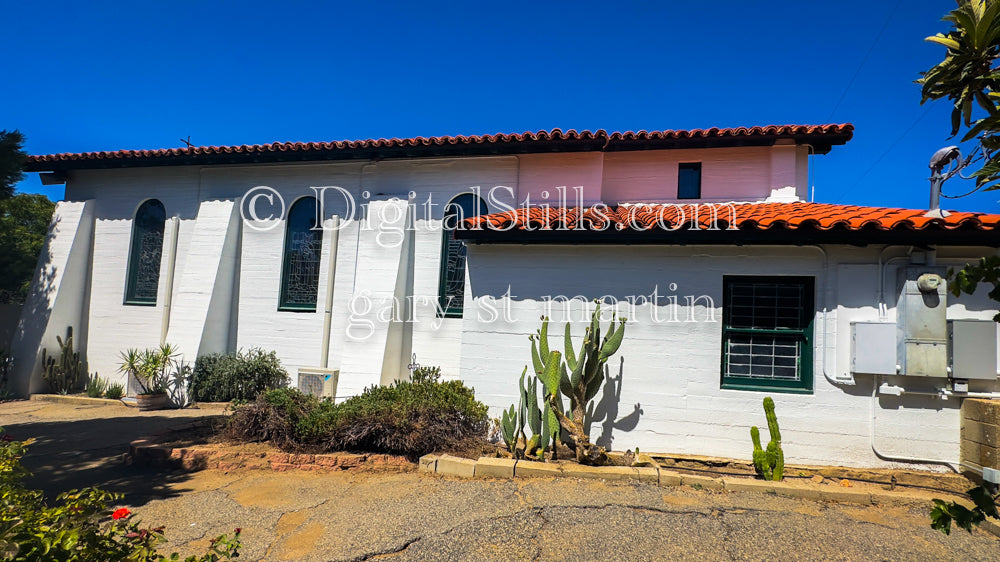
124,199,166,306
279,197,323,311
438,193,487,318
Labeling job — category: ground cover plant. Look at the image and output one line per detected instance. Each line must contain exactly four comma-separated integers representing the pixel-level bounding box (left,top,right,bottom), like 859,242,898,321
188,348,289,403
226,366,488,457
0,427,241,560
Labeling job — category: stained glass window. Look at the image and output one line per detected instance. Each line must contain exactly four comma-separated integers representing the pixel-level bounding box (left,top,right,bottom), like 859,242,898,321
279,197,322,311
124,199,166,306
438,194,487,318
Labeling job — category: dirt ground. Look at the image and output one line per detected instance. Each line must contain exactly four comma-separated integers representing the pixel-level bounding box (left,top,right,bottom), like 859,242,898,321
2,398,999,561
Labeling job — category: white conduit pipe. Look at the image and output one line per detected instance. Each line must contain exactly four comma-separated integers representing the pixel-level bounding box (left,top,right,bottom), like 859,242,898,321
805,245,855,386
870,375,961,472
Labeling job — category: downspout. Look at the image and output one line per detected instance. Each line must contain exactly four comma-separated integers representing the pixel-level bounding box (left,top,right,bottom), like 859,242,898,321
159,216,180,345
320,216,340,368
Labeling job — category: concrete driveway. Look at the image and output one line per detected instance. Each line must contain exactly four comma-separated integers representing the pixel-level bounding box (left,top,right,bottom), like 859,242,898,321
2,399,998,561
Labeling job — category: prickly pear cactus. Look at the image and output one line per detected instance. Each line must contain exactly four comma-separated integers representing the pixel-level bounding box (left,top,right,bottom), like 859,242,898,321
750,396,784,481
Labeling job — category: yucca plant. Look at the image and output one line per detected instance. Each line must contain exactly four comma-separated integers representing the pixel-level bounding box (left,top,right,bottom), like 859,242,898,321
118,344,180,395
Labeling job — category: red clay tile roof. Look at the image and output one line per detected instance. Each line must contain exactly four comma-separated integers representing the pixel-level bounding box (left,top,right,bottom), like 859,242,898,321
25,124,854,171
463,202,1000,232
457,202,1000,246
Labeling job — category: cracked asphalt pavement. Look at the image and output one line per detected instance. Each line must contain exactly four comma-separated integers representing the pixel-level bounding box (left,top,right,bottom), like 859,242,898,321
134,470,1000,561
3,400,998,560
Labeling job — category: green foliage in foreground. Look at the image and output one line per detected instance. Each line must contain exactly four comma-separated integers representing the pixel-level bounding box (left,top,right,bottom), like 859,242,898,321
949,256,1000,321
227,371,488,457
930,485,1000,534
0,428,241,560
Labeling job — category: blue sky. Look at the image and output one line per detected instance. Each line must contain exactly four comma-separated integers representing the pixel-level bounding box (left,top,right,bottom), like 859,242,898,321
4,1,999,212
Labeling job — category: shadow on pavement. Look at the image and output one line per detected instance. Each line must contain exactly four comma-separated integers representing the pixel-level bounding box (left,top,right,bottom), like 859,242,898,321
4,413,209,507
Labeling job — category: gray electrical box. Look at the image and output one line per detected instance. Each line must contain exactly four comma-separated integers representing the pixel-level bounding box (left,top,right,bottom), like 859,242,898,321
852,322,897,375
949,320,998,380
896,266,948,377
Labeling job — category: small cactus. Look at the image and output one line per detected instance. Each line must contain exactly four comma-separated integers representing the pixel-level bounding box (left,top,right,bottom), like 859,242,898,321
751,396,784,481
41,327,86,394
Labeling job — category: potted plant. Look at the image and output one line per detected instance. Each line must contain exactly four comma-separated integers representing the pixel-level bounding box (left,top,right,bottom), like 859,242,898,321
119,344,181,411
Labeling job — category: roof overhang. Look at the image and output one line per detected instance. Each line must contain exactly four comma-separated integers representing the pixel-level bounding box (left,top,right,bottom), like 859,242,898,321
25,124,854,172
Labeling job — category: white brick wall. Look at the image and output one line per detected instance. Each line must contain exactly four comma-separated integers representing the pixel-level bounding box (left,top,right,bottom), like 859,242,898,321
459,244,1000,468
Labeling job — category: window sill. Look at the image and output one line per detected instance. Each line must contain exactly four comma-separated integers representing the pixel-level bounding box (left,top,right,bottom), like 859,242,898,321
277,306,318,313
721,383,813,395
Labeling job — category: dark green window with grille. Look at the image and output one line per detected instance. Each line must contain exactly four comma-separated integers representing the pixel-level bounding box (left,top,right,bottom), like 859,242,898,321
721,276,814,393
279,197,322,312
124,199,166,306
438,193,487,318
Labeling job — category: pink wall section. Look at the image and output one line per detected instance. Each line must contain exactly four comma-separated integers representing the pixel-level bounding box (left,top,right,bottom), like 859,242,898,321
601,147,778,203
515,152,606,205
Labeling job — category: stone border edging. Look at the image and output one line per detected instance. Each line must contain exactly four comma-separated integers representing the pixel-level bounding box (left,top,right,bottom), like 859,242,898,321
420,454,1000,538
30,394,130,407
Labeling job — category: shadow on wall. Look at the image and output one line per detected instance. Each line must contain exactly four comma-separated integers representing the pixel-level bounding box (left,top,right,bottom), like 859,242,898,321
591,357,643,450
11,262,59,396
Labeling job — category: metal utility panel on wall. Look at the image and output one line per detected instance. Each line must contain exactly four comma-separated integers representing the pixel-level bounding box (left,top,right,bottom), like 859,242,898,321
949,320,999,380
852,322,897,375
896,266,948,377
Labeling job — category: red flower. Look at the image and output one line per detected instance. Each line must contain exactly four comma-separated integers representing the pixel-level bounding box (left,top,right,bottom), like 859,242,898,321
234,528,242,534
112,508,131,520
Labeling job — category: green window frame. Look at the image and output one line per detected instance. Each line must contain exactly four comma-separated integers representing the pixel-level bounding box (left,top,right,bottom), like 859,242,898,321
721,275,814,394
437,193,487,318
124,199,166,306
278,197,323,312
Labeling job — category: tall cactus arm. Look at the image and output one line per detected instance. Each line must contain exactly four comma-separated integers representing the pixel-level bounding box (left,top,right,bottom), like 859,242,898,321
530,337,543,376
600,318,627,361
538,318,550,360
774,447,784,481
540,351,562,398
764,397,781,443
564,323,577,372
751,426,766,477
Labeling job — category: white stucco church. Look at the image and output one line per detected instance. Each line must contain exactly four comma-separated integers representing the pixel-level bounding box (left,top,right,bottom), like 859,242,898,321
12,124,1000,468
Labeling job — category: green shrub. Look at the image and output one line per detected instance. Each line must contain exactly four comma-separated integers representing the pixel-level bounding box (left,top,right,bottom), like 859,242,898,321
0,428,241,560
227,374,489,457
188,348,289,403
104,383,125,400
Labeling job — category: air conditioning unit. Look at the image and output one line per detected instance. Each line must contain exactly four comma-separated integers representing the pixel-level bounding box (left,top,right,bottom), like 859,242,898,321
297,368,340,399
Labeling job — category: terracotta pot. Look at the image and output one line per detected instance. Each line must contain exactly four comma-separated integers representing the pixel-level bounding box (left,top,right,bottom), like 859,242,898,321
136,393,169,411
